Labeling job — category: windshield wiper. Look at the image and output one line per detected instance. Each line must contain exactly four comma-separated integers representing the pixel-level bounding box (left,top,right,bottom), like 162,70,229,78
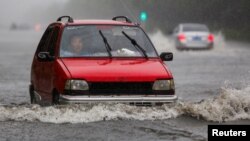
99,30,112,58
122,31,148,59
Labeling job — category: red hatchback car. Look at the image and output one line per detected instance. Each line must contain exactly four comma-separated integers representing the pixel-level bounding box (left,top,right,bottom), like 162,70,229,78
30,16,177,105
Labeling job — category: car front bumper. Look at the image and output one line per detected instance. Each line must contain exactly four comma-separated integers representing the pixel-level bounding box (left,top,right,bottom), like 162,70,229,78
59,95,178,104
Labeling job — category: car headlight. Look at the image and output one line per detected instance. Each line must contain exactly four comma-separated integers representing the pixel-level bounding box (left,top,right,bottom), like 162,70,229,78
152,79,175,90
65,80,89,90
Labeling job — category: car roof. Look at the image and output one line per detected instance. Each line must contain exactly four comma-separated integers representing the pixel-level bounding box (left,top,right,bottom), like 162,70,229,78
52,16,138,27
56,20,136,26
180,23,208,27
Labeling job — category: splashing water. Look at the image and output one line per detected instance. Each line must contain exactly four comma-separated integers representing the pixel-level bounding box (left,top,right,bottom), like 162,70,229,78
0,86,249,124
0,103,179,124
181,86,250,122
149,30,176,53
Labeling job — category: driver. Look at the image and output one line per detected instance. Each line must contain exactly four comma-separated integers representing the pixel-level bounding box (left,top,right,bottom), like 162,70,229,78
61,34,84,56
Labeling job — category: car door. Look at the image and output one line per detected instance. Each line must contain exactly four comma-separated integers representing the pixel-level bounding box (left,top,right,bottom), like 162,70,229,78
39,25,60,101
32,25,54,95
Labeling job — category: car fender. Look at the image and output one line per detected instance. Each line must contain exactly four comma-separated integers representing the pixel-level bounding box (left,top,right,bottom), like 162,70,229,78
53,59,72,93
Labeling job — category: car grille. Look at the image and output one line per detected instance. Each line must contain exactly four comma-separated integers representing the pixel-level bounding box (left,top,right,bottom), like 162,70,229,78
64,82,175,96
89,82,154,95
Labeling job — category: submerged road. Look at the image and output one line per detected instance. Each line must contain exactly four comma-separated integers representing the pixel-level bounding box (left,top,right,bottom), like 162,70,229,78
0,30,249,140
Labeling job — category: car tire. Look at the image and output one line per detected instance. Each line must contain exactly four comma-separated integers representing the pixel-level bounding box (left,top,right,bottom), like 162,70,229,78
29,85,37,104
52,90,60,105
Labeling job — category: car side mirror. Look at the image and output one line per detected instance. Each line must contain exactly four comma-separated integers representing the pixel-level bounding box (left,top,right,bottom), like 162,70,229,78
160,52,173,61
37,52,54,62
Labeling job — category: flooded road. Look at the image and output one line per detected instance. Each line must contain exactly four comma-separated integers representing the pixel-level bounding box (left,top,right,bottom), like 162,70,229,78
0,30,249,140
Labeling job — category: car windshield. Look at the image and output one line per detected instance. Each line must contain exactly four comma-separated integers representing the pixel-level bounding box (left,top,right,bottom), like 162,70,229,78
60,25,157,58
182,24,209,32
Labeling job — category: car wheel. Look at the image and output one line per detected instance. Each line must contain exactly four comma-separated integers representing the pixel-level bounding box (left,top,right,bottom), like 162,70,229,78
52,90,60,105
29,85,37,104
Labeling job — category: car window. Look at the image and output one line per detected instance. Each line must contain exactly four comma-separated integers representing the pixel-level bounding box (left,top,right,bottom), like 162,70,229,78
182,24,209,32
48,26,60,56
37,26,54,53
59,25,157,58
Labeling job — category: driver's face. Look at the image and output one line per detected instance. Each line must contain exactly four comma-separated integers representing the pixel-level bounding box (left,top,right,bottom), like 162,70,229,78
70,36,83,54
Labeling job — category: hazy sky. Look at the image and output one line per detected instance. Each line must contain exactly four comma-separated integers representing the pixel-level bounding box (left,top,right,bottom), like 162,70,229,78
0,0,68,26
0,0,139,29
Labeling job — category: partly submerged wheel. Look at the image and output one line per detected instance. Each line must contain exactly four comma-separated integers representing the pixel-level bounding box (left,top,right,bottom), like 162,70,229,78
52,90,60,105
29,85,37,104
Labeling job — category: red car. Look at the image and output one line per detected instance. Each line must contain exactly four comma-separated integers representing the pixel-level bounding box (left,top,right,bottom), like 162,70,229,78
30,16,177,105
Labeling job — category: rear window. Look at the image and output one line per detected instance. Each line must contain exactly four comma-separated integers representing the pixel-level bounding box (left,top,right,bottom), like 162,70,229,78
59,25,157,58
182,24,209,32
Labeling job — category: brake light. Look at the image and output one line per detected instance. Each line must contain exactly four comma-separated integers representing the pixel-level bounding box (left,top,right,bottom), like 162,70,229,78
178,34,186,42
208,34,214,42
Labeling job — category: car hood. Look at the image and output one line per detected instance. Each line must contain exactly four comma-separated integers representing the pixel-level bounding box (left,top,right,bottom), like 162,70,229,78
61,58,172,82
